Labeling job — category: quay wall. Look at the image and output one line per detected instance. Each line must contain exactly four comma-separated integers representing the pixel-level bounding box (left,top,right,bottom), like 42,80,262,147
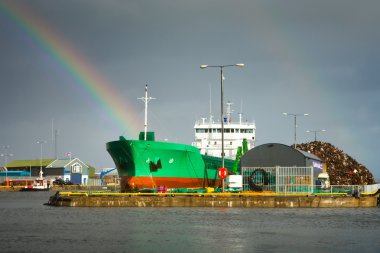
48,194,378,208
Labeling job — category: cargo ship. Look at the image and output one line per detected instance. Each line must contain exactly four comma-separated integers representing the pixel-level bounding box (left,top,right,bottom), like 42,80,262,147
106,85,252,192
107,133,234,192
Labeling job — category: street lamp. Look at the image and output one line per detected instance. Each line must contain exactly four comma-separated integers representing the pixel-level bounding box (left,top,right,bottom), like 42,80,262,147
37,140,47,178
306,129,326,142
1,145,13,180
283,113,309,149
1,145,13,167
200,63,245,191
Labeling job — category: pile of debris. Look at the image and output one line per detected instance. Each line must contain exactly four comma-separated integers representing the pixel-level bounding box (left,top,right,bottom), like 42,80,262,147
297,141,375,185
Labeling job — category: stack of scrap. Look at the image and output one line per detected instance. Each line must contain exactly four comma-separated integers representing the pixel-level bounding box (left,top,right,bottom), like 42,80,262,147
297,141,375,185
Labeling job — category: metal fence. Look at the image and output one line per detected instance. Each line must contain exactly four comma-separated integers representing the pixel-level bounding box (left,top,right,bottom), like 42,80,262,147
0,176,47,185
312,185,367,196
241,166,314,193
241,166,379,195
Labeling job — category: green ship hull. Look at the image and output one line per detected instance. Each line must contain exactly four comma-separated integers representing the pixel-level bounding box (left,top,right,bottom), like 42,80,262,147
106,134,234,192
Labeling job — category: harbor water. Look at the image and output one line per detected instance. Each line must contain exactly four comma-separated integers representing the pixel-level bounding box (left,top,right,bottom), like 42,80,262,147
0,192,379,253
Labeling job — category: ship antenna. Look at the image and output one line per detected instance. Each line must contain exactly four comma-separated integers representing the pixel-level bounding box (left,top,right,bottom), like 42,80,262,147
138,84,155,140
209,83,213,124
226,101,233,123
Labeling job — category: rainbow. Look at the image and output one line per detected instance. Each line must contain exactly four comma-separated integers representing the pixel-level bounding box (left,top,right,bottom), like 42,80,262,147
0,1,141,137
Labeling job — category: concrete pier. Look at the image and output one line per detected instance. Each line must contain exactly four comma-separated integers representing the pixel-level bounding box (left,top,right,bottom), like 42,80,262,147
48,192,378,208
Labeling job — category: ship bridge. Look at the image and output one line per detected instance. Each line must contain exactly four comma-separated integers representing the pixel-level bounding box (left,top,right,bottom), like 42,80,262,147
192,117,256,159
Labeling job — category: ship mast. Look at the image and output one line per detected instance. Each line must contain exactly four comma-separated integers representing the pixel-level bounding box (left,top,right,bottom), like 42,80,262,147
138,84,155,140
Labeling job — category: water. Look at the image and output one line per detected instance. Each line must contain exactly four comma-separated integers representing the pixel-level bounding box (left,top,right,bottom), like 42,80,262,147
0,192,379,253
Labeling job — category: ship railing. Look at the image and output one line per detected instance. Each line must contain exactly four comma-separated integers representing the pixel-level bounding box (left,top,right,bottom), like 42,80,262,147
195,119,255,125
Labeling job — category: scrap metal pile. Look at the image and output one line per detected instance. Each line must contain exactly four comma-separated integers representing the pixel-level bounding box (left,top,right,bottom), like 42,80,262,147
297,141,375,185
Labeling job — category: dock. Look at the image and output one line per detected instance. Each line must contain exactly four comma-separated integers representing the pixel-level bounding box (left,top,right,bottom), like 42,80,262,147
47,191,379,208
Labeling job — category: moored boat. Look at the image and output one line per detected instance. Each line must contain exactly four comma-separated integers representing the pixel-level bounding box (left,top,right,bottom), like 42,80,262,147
107,133,233,192
21,178,51,191
21,167,51,191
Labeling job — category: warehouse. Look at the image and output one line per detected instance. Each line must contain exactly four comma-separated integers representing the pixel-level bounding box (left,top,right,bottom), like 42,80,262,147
1,158,94,185
240,143,323,192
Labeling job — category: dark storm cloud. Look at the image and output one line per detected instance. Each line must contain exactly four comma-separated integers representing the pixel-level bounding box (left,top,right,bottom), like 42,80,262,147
0,0,379,179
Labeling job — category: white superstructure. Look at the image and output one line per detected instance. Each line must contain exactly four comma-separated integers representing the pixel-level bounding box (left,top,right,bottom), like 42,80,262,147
192,102,256,159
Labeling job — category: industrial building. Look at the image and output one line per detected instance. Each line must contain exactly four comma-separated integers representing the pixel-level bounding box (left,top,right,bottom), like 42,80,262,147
240,143,323,193
1,158,94,185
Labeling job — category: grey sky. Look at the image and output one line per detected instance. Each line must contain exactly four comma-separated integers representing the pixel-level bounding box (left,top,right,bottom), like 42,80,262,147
0,0,379,179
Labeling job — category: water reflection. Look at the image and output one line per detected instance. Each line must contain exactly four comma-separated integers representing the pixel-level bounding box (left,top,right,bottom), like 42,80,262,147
0,192,379,253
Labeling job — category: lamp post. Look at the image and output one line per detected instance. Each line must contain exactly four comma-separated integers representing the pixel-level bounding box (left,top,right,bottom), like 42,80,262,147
306,129,326,142
1,145,13,181
1,145,13,167
283,113,309,149
37,140,47,178
200,63,244,191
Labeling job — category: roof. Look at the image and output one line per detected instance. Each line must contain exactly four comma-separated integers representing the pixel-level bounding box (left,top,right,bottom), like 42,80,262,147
5,159,55,168
46,158,89,168
241,143,322,167
297,150,322,161
4,158,96,176
47,158,73,168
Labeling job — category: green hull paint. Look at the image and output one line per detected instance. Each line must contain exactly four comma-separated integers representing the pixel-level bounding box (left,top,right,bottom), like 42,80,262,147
106,135,234,187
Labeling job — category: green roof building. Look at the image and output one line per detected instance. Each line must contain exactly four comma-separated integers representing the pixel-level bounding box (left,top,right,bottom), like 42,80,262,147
2,158,95,185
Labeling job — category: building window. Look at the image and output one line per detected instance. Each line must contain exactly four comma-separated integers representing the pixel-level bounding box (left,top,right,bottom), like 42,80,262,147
71,163,82,173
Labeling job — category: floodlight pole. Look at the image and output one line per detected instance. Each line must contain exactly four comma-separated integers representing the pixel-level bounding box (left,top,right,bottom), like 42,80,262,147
283,113,309,149
306,129,326,141
1,145,13,168
37,140,46,178
200,63,245,192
